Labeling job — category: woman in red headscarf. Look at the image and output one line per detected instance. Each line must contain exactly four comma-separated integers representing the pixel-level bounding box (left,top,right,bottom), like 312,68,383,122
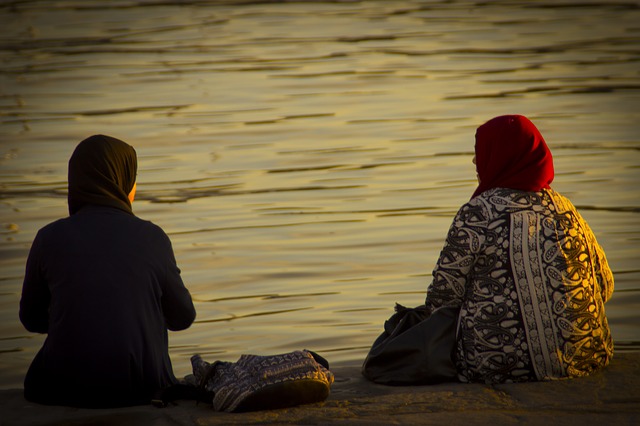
424,115,614,383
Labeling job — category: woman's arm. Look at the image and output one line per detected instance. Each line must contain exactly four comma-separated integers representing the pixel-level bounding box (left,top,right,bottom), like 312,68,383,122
19,232,51,334
593,241,614,303
425,202,485,310
583,221,614,303
572,207,614,304
159,233,196,331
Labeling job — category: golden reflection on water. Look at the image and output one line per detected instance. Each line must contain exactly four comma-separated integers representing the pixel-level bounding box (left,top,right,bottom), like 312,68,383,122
1,0,639,387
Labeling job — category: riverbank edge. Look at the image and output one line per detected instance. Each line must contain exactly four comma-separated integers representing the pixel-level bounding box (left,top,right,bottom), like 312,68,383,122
1,351,639,425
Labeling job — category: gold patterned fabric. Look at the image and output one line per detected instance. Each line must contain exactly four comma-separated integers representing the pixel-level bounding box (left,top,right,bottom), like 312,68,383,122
425,188,614,383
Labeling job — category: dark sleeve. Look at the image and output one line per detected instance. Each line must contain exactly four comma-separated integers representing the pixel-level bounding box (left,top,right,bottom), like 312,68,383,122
20,231,51,334
159,232,196,331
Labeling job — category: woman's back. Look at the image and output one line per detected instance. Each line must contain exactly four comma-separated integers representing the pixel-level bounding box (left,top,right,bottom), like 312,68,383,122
20,135,195,407
427,187,614,383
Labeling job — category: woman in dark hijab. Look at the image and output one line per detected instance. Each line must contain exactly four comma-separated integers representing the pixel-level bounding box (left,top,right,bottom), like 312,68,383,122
67,134,138,215
424,115,613,383
20,135,196,407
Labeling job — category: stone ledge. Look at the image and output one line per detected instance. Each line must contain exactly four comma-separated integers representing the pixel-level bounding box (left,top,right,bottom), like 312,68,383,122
2,352,638,425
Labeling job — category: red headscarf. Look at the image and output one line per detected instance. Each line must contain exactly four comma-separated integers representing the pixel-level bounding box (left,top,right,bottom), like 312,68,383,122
472,115,554,199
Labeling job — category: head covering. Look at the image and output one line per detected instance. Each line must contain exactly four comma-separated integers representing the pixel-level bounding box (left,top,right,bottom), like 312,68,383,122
68,135,137,215
472,115,554,199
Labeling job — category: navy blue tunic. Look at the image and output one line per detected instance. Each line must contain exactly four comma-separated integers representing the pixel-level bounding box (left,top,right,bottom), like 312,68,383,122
20,205,196,407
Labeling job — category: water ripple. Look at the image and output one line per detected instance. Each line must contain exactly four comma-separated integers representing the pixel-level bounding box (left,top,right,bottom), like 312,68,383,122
194,307,312,324
1,0,639,388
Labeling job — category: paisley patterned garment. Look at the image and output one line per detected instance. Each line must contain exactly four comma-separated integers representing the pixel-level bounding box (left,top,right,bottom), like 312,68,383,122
425,187,614,384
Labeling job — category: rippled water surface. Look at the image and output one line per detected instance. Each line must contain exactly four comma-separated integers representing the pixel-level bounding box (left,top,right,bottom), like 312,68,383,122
1,0,639,388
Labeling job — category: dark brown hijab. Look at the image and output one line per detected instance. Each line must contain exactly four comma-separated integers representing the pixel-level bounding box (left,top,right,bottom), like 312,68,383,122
68,135,137,215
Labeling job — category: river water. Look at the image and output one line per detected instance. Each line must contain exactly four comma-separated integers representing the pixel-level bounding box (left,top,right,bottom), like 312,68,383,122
1,0,639,389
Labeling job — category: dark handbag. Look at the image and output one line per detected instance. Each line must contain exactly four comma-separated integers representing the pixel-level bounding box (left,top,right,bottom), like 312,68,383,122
362,304,460,385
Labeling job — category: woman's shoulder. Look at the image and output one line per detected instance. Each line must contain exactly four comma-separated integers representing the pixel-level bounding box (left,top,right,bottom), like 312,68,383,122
467,187,568,218
41,208,169,241
475,187,562,205
542,188,578,213
35,216,74,237
126,214,171,239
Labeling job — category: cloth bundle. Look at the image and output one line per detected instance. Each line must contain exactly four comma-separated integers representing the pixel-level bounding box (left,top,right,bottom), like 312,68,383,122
190,349,334,412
